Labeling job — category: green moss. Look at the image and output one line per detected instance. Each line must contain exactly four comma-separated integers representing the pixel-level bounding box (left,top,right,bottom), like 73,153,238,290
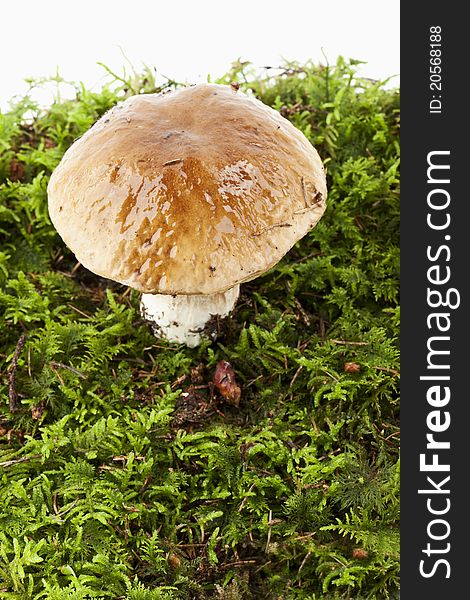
0,58,400,599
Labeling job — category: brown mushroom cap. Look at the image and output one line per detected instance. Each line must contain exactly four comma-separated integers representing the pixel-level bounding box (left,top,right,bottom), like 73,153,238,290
47,83,327,295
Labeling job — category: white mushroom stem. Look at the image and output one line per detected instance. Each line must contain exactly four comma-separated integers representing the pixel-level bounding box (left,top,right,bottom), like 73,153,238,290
140,285,240,348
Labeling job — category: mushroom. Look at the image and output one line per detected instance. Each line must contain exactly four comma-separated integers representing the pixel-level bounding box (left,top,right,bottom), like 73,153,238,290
47,84,327,347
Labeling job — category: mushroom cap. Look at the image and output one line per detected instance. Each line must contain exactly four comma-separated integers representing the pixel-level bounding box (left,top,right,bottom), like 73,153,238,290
48,83,327,295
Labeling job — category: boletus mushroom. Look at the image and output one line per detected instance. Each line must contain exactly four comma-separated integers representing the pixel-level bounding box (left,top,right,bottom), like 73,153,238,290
47,83,327,347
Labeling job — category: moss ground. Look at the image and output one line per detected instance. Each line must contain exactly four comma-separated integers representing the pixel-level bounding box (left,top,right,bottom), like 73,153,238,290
0,59,400,599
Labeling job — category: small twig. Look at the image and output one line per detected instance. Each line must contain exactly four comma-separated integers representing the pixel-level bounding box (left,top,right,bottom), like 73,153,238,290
70,261,81,275
330,339,369,346
291,251,323,265
221,560,257,569
67,304,91,318
171,374,187,390
27,345,31,377
309,415,319,433
298,551,312,574
8,334,26,412
265,509,273,553
320,368,340,382
374,365,400,376
56,499,79,518
301,204,324,217
301,177,308,207
289,365,303,389
119,287,132,301
138,474,154,494
50,365,65,386
293,206,318,216
49,362,86,379
163,158,183,166
296,532,317,540
245,374,264,388
254,560,272,574
53,492,59,515
299,180,323,211
293,297,311,326
253,222,292,237
237,483,256,513
0,454,41,468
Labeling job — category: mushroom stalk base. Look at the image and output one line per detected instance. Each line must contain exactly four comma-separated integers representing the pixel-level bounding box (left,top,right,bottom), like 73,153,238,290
140,285,240,348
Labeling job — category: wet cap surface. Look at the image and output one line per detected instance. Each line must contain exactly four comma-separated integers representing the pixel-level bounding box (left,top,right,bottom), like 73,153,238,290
48,84,327,295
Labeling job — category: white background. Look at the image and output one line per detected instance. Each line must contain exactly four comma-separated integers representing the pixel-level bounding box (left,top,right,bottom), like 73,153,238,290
1,0,399,110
